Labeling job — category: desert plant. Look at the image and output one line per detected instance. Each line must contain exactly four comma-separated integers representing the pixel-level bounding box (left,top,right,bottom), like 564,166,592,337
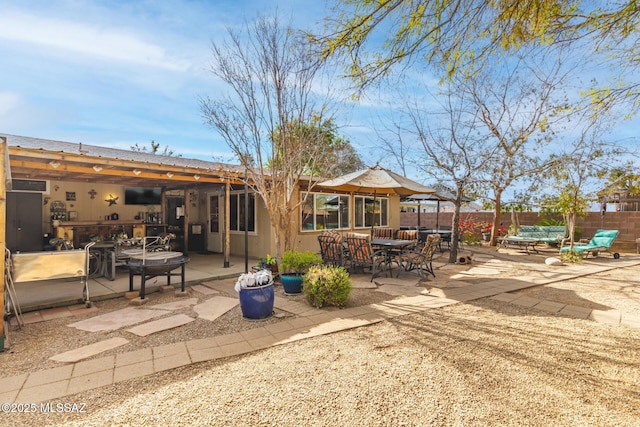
281,249,322,274
303,265,352,308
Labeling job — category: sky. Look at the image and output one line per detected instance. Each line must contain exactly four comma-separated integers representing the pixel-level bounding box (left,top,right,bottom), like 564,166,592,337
0,0,380,162
1,1,638,194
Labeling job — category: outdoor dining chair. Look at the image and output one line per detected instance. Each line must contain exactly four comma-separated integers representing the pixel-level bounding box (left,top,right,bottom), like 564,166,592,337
399,233,441,279
373,227,395,239
395,229,419,251
317,230,349,267
345,232,387,282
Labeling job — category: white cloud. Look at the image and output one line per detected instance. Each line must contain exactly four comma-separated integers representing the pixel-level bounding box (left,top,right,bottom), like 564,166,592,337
0,10,191,72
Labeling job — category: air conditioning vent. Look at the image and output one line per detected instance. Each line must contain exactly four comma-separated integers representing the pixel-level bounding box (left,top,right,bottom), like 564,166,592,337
10,179,50,194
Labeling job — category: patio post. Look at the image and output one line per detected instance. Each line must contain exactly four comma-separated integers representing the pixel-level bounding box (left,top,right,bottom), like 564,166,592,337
1,137,7,351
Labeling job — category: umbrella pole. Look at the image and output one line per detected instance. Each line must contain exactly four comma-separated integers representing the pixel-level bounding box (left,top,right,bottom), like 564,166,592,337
435,201,440,231
370,189,377,237
417,201,421,228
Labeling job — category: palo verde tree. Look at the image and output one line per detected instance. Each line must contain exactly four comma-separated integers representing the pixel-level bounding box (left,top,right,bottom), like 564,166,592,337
318,1,640,108
200,13,342,260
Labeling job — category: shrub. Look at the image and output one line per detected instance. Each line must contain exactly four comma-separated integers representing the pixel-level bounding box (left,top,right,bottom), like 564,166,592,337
281,249,323,274
303,265,352,308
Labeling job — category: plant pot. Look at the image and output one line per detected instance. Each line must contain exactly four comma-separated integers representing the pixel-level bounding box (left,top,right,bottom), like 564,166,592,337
281,273,303,294
238,282,274,320
482,233,490,242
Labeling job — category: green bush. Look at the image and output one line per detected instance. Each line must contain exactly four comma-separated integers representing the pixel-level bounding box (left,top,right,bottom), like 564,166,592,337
303,265,352,308
281,249,323,274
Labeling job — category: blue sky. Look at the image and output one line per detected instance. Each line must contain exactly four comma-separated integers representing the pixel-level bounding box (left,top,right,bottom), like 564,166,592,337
1,0,379,162
1,0,638,192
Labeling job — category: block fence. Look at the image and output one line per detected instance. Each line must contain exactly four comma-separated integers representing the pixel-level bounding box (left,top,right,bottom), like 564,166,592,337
400,211,640,253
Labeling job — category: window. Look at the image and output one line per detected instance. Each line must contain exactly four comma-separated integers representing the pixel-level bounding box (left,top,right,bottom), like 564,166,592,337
354,196,388,228
230,193,256,232
301,193,349,231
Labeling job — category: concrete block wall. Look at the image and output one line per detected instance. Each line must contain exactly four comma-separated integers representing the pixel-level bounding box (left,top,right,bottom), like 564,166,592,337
400,211,639,253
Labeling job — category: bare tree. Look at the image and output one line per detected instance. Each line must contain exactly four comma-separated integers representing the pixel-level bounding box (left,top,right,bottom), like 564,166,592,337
403,81,497,263
131,140,180,157
461,47,572,245
541,120,625,253
200,13,338,259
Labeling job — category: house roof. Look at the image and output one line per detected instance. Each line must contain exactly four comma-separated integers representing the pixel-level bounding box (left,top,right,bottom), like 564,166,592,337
1,133,245,188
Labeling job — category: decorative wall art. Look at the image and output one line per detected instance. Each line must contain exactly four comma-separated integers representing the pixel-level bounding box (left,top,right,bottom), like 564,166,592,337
66,192,76,201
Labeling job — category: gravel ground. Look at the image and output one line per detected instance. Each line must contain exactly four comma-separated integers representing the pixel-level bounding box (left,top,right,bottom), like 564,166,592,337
4,250,640,426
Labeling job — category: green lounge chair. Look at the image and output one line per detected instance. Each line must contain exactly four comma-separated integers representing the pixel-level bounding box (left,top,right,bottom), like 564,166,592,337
559,229,620,259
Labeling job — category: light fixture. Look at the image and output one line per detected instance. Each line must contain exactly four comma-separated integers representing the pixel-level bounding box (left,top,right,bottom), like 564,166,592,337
132,169,141,176
93,165,103,172
193,174,200,181
49,161,60,168
166,172,174,178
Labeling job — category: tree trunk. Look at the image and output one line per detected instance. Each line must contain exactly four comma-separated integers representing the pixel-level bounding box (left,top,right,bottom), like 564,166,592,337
490,190,503,246
448,183,465,263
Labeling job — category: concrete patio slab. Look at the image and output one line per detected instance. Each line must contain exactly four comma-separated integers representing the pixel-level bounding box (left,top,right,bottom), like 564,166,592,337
67,307,171,332
193,296,238,321
49,337,129,363
126,314,195,337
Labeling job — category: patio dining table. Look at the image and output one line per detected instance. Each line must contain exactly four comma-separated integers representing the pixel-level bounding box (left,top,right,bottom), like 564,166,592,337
371,238,415,275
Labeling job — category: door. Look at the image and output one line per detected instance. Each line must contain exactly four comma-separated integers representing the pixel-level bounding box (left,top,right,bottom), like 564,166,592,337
6,192,43,252
207,192,223,253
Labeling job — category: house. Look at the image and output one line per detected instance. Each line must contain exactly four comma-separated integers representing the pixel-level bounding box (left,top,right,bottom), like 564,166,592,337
1,134,403,261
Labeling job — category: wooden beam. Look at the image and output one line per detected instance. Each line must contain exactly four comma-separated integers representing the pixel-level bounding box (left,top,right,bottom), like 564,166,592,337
9,159,243,185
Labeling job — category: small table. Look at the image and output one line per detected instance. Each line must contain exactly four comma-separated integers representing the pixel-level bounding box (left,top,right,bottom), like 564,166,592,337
497,236,539,254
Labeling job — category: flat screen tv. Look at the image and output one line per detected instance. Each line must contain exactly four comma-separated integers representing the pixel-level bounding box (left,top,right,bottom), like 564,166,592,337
124,187,162,205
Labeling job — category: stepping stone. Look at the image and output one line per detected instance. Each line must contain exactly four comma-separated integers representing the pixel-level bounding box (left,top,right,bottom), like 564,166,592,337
192,285,219,295
147,298,199,311
68,307,171,332
126,314,195,337
50,337,129,363
193,296,238,321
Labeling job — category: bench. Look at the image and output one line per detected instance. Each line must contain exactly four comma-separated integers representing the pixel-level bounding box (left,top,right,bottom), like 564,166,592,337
510,225,567,244
497,225,567,254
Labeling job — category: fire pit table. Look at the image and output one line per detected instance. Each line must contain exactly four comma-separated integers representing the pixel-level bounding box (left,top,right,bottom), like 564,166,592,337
124,250,190,299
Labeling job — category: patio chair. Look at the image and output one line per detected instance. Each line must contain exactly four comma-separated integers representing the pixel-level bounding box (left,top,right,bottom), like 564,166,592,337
399,233,441,279
345,232,387,282
395,229,419,251
559,229,620,259
317,230,348,267
373,227,395,239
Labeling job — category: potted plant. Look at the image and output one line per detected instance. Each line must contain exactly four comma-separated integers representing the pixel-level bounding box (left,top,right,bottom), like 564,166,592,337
234,269,274,320
259,254,278,276
280,249,323,294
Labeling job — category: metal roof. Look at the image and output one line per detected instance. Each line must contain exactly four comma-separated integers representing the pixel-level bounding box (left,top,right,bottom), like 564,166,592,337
2,133,245,188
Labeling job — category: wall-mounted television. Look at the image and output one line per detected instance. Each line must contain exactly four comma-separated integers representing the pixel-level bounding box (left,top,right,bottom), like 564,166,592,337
124,187,162,205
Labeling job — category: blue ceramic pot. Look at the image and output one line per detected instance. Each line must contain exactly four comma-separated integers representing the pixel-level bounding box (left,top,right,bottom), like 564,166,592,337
281,274,303,294
238,282,274,320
